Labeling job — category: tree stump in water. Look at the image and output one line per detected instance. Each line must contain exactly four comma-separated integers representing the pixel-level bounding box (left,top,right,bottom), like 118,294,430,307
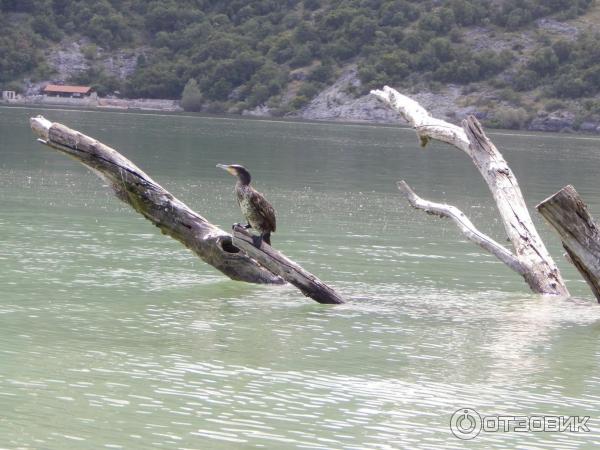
537,185,600,302
371,86,569,297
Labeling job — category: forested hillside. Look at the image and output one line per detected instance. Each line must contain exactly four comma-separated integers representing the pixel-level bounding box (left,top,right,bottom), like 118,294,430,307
2,0,600,129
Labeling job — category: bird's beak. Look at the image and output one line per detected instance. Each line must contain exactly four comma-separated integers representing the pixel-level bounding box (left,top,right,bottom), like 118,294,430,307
216,164,235,175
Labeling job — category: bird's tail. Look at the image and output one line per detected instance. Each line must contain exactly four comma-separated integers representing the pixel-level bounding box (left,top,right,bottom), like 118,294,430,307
263,232,271,246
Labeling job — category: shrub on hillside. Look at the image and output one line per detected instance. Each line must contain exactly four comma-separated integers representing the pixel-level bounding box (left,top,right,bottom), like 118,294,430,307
550,73,588,98
527,47,559,76
289,95,310,110
513,69,539,91
489,106,530,129
181,78,203,112
545,99,567,112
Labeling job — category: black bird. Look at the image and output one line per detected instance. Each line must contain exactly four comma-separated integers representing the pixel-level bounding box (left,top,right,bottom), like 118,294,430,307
217,164,276,246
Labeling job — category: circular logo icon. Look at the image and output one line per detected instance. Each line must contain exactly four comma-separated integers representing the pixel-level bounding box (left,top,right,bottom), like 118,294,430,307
450,408,482,440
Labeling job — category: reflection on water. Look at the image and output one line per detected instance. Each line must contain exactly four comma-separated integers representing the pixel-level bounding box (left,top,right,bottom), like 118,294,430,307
2,106,600,448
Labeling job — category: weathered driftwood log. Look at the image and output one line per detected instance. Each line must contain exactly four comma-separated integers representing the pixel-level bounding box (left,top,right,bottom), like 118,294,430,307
398,181,526,275
232,225,345,304
30,116,283,285
537,185,600,302
372,86,569,296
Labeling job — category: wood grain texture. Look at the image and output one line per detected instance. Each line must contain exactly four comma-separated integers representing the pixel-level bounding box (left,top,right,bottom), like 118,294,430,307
537,185,600,302
232,225,345,304
462,117,568,296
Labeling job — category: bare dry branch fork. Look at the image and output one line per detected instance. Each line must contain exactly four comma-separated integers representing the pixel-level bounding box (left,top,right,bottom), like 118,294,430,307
397,181,526,275
372,86,569,297
30,116,345,304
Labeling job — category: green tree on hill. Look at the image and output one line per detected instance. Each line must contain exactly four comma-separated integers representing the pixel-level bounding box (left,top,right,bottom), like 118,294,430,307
181,78,203,112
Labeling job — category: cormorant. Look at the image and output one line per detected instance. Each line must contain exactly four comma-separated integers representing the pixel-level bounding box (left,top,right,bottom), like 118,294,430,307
217,164,276,246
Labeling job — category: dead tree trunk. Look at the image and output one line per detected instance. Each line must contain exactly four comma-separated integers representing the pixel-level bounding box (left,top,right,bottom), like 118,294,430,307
537,185,600,302
463,118,567,295
30,116,283,285
232,225,345,304
372,86,569,296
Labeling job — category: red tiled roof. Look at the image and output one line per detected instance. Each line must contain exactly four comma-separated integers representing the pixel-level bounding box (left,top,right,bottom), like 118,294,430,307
43,85,92,94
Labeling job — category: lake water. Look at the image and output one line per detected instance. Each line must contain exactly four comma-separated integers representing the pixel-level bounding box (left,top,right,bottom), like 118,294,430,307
2,106,600,449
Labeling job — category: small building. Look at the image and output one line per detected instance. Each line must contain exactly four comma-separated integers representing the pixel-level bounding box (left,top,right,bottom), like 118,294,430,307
43,85,93,98
2,90,16,101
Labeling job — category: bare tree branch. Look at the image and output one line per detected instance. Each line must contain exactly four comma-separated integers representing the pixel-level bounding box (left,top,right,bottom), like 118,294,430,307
373,87,569,296
371,85,469,152
398,181,526,275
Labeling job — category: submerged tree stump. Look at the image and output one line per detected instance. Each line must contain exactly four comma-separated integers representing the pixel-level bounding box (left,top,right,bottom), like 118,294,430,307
462,117,568,296
537,185,600,302
232,225,345,304
371,86,569,297
30,116,283,285
29,116,346,304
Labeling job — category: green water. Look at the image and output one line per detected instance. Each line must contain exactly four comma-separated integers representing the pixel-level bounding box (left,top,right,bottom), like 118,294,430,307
2,106,600,449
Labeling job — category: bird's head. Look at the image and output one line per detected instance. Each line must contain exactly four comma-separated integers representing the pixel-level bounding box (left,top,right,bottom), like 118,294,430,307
216,164,251,185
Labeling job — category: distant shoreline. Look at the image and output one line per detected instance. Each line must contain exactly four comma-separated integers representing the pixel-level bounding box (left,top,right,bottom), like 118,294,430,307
1,101,407,128
5,103,600,140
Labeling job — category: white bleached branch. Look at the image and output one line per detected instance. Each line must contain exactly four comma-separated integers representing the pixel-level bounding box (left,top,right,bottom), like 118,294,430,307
371,85,470,153
374,87,569,296
538,185,600,302
398,181,526,275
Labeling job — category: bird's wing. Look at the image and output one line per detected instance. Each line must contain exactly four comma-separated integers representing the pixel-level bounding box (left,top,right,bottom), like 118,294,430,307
251,190,276,232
